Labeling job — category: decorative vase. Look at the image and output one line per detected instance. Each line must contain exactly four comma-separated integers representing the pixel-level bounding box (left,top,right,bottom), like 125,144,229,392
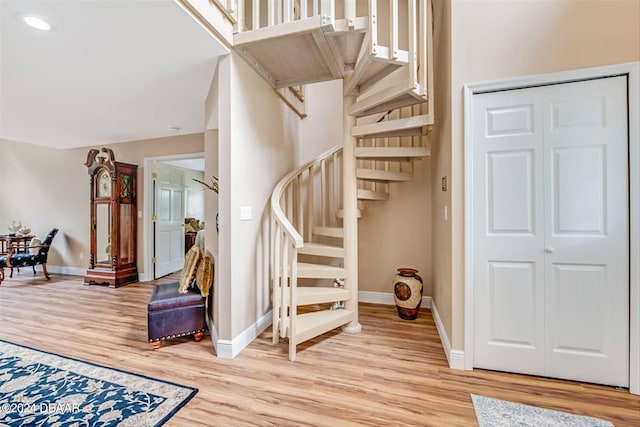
393,268,423,320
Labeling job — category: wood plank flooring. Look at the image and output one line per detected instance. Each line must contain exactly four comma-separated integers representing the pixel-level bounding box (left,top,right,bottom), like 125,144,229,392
1,273,638,426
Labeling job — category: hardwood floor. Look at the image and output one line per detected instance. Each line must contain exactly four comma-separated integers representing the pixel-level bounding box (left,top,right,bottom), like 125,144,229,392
1,272,638,426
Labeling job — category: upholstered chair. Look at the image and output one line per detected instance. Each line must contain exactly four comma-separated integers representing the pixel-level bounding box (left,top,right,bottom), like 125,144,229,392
0,228,59,285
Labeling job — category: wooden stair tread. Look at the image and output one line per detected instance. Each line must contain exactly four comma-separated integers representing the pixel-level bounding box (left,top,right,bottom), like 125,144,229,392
352,114,433,139
357,189,389,201
356,168,413,182
297,262,346,279
296,287,350,305
295,309,354,344
354,146,431,160
312,226,344,238
298,242,345,258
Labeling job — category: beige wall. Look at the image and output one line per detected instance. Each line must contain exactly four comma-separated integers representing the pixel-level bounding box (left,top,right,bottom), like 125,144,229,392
296,80,343,164
215,52,298,341
438,0,640,350
359,159,432,295
431,0,453,339
0,134,204,275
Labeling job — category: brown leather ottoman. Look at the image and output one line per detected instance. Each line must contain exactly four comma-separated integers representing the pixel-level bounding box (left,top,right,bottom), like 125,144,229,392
147,281,206,349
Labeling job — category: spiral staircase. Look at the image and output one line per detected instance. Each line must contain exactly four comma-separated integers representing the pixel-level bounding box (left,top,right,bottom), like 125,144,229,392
189,0,434,360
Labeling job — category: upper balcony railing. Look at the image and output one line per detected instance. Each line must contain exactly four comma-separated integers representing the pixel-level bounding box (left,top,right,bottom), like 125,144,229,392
209,0,351,32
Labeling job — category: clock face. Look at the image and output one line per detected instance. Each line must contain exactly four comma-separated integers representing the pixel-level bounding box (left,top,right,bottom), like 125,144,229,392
97,170,112,198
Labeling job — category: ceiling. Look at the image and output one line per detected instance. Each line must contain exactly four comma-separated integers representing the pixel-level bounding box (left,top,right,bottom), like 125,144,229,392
0,0,228,149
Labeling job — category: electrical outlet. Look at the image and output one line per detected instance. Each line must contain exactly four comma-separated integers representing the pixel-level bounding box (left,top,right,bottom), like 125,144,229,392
79,252,84,260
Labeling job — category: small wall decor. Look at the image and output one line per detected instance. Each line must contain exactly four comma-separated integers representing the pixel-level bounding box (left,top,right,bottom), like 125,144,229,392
392,268,423,320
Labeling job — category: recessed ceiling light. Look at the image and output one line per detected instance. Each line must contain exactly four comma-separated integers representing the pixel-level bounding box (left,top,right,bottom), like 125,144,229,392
168,126,182,132
24,16,51,31
15,12,53,31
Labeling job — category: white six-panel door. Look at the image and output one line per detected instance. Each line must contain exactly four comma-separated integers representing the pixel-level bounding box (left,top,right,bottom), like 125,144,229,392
473,76,629,387
154,163,185,278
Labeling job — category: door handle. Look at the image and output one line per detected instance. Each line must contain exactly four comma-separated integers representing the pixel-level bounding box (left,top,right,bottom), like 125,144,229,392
545,247,554,253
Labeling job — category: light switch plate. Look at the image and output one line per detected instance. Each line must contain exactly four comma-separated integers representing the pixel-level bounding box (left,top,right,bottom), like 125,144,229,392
240,206,252,221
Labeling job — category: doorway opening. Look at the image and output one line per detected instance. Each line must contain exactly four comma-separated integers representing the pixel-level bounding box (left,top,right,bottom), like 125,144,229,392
142,152,205,281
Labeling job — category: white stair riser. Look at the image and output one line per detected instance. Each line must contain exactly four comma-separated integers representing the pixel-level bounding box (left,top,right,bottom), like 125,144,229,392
312,226,344,238
335,209,362,219
296,287,350,305
298,244,345,258
357,189,389,201
297,262,346,279
356,169,413,182
354,147,431,160
352,114,432,138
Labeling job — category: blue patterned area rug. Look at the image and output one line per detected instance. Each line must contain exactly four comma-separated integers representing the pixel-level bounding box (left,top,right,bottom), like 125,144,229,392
0,340,197,426
471,394,614,427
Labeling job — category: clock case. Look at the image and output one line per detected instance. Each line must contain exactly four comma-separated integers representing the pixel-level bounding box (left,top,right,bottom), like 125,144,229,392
84,148,138,287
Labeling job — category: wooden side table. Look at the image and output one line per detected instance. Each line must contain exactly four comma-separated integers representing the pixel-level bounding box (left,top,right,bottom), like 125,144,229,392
0,235,34,255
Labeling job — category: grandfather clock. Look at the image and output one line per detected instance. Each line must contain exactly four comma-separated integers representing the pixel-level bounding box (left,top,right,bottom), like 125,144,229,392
84,148,138,287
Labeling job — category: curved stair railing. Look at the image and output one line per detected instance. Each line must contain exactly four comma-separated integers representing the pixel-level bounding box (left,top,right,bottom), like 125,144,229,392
271,146,350,361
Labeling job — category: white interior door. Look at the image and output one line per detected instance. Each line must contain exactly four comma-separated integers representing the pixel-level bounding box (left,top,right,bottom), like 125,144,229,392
543,77,629,386
472,86,546,375
473,76,629,387
154,164,185,278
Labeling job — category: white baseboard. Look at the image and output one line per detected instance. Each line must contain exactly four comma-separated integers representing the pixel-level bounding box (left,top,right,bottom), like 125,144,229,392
47,265,85,276
213,311,272,359
47,265,153,283
359,291,431,308
449,349,466,370
431,299,465,370
206,313,220,355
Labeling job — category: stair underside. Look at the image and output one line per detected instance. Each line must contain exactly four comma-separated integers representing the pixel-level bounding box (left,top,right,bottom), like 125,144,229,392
298,242,345,258
344,41,409,96
356,168,413,182
349,66,427,117
295,309,353,344
297,262,346,279
234,16,366,88
355,146,431,161
296,287,350,305
352,114,433,139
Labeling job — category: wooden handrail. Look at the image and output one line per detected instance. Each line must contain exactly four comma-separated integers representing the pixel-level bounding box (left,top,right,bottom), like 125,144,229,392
270,145,342,248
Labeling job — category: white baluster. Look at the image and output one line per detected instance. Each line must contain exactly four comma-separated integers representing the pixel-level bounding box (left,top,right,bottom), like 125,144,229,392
390,0,398,59
252,0,261,29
